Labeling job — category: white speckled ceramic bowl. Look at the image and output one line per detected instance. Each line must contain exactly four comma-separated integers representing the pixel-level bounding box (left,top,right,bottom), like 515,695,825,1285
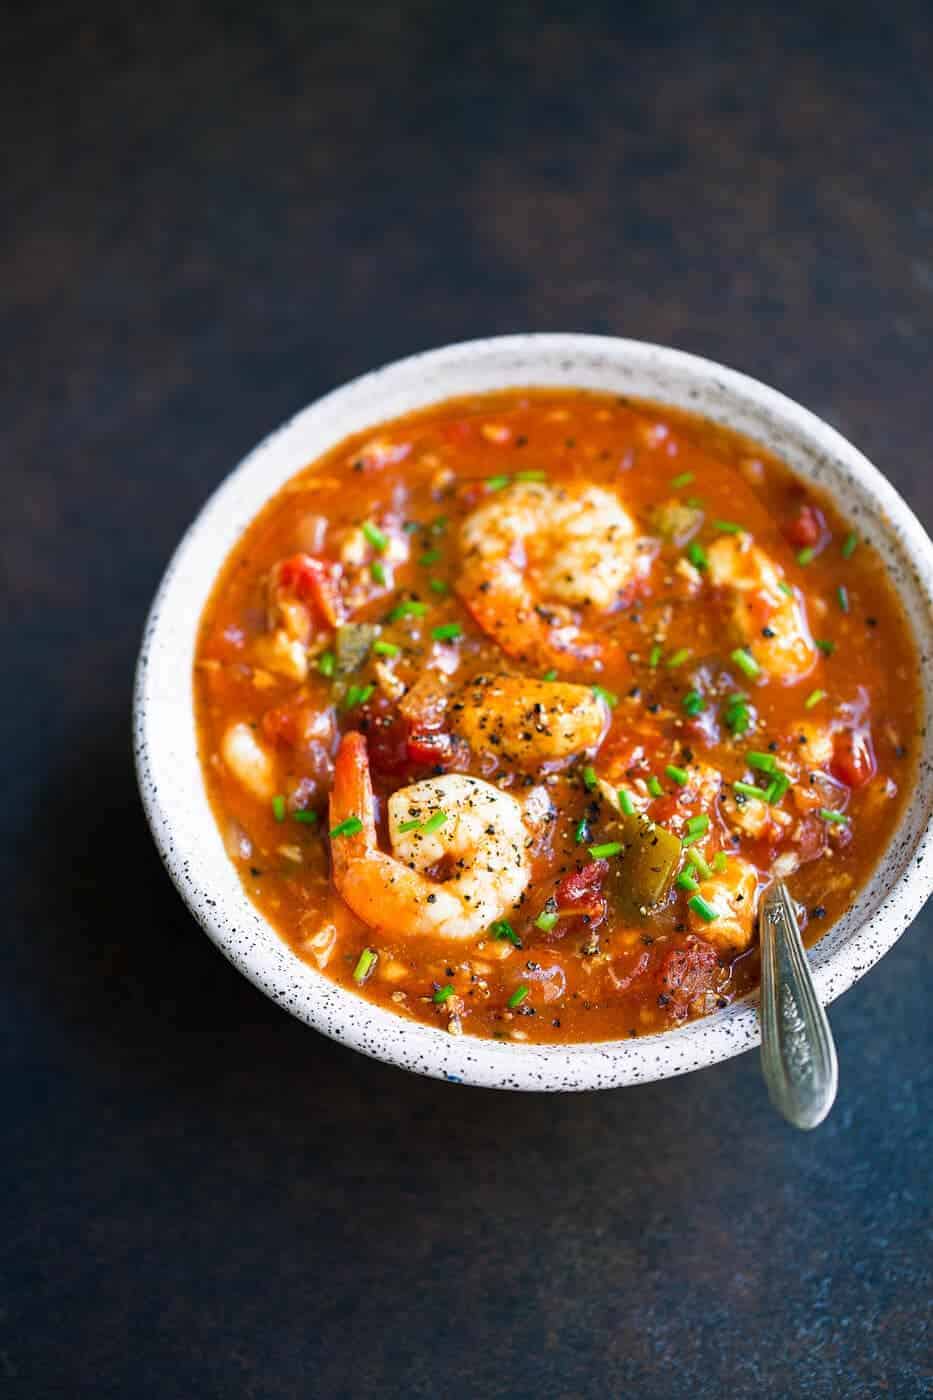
134,335,933,1091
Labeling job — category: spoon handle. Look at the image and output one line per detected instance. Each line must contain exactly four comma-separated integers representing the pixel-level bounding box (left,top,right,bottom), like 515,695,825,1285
759,880,838,1130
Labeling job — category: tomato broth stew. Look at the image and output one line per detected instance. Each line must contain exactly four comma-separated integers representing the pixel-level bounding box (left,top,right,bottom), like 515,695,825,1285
195,390,920,1043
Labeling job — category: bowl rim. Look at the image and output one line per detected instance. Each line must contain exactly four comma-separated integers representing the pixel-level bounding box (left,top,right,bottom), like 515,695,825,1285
134,333,933,1092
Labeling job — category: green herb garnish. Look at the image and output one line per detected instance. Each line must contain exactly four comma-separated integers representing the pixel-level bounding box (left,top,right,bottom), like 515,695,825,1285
731,647,760,679
688,894,719,923
330,816,364,839
362,520,388,552
388,600,428,622
734,780,770,801
588,842,623,859
491,920,522,948
352,948,378,982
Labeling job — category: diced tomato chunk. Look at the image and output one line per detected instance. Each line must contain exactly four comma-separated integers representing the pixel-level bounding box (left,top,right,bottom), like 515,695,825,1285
555,860,609,908
405,729,469,771
262,704,304,747
272,554,343,627
364,711,410,778
783,503,828,551
831,727,876,789
658,938,720,1017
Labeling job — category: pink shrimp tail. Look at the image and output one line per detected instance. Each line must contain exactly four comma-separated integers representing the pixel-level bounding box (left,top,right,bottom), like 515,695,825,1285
329,732,377,876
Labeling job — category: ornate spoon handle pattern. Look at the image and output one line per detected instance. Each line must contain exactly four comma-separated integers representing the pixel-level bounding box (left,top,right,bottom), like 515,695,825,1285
759,881,839,1130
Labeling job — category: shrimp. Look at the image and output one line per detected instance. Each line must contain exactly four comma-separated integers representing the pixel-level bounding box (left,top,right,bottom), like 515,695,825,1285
687,856,760,952
706,535,816,682
329,732,533,939
449,673,610,770
457,481,652,672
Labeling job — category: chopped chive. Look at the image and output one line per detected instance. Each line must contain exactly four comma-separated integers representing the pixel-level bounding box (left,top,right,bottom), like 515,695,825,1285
746,751,777,773
731,647,761,679
666,648,691,669
682,690,705,716
373,639,400,656
396,818,422,834
388,600,428,621
342,683,374,710
734,780,770,801
685,814,709,836
804,689,826,710
691,849,712,880
362,520,388,552
815,639,835,655
534,910,559,932
508,984,530,1008
714,520,744,534
491,919,522,948
671,471,695,489
841,531,858,559
515,469,548,482
797,546,816,565
542,668,558,681
712,851,728,873
649,643,663,668
318,650,336,677
589,842,624,859
418,549,441,566
433,984,455,1004
432,622,463,642
592,684,618,708
370,560,387,585
486,474,511,492
687,541,708,571
420,810,448,834
618,788,636,816
681,830,705,849
431,516,448,534
330,816,363,839
583,765,598,790
819,808,849,824
725,694,752,736
665,764,689,786
429,578,449,595
765,773,791,805
676,871,699,892
293,809,318,824
352,948,378,983
837,584,849,613
574,818,589,845
272,794,286,823
647,776,664,798
778,581,794,597
688,894,719,923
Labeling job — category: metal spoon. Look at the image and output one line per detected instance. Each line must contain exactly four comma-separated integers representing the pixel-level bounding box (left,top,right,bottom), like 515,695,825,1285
758,880,839,1130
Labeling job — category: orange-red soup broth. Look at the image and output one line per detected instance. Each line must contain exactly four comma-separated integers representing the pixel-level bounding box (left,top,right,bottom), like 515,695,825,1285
195,390,919,1044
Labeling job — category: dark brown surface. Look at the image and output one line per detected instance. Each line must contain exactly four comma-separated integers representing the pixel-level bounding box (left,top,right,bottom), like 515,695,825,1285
3,3,932,1397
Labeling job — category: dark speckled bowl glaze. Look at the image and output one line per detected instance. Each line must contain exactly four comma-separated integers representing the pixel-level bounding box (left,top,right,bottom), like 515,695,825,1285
133,335,933,1091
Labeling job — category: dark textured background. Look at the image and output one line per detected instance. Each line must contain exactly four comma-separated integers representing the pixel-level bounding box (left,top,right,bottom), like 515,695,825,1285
3,3,932,1396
